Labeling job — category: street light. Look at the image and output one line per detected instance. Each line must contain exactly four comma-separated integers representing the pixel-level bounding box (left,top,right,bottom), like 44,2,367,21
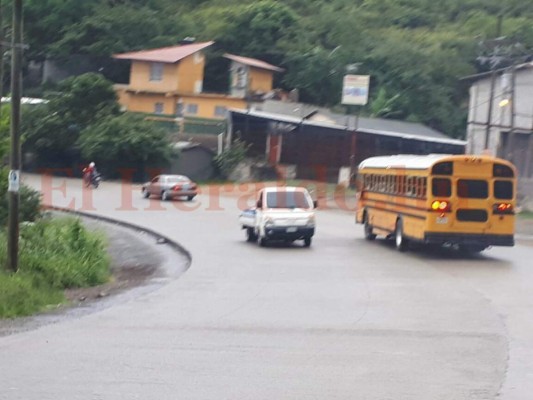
499,98,510,107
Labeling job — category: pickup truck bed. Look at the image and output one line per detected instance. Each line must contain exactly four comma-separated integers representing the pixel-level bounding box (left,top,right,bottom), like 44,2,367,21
239,208,256,228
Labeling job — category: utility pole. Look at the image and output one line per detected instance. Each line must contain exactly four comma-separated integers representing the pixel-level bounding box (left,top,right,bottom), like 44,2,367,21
7,0,23,272
504,64,517,162
0,0,4,113
483,15,503,151
484,71,497,150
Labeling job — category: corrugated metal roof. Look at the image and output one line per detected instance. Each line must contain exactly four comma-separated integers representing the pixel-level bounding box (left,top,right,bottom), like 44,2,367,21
256,100,461,142
230,107,466,146
113,41,214,63
224,53,284,72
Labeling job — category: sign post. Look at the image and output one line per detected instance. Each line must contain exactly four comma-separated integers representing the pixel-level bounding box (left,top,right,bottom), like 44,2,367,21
342,74,370,187
8,170,20,193
342,74,370,107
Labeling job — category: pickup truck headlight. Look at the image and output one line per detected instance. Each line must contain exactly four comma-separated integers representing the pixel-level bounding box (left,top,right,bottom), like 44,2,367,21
306,215,316,227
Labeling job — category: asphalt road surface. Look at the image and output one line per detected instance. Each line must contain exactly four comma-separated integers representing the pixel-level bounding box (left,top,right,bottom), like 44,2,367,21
1,175,532,400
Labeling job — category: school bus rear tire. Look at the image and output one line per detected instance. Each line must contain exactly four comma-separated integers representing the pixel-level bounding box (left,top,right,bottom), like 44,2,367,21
395,219,408,252
363,213,376,241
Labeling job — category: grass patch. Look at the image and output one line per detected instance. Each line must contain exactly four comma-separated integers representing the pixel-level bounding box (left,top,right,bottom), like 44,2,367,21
0,217,110,318
517,210,533,219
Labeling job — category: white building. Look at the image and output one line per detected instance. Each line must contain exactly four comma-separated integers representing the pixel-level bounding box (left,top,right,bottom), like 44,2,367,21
465,62,533,207
465,62,533,177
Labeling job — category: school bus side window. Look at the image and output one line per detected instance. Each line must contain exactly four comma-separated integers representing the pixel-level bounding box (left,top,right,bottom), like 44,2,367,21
378,175,386,192
419,177,426,198
406,177,414,197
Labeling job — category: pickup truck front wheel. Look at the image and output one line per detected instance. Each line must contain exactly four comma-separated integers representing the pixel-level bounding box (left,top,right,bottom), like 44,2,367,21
259,236,268,247
246,228,257,242
303,237,312,247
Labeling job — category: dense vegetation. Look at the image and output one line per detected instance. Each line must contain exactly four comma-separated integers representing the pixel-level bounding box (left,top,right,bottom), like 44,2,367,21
21,73,174,178
0,217,110,318
0,98,110,319
0,105,42,226
11,0,532,138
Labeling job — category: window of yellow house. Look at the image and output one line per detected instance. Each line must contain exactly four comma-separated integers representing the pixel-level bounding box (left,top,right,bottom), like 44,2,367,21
175,101,184,117
194,80,203,93
214,106,227,118
194,52,204,64
154,102,164,114
185,104,198,115
150,62,164,81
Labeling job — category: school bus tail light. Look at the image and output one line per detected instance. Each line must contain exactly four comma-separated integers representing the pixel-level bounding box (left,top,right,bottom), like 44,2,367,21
493,203,514,215
431,200,451,212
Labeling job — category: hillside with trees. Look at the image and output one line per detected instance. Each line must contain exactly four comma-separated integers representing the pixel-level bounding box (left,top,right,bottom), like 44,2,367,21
12,0,533,138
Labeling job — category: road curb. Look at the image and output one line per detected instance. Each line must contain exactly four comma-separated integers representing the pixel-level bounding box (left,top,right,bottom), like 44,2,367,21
42,205,192,264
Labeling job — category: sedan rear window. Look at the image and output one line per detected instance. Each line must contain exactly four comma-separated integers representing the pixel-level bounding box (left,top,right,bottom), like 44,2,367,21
166,176,189,183
266,192,310,209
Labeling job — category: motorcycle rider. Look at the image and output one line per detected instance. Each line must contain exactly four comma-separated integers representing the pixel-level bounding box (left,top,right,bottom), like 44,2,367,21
82,162,98,187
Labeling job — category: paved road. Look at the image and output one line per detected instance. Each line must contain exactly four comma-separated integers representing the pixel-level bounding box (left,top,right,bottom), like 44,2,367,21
1,175,532,400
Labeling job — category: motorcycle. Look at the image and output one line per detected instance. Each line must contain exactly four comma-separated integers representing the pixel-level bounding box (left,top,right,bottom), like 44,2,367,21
84,172,102,188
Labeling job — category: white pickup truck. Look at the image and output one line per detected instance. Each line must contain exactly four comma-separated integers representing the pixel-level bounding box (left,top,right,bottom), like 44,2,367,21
239,186,317,247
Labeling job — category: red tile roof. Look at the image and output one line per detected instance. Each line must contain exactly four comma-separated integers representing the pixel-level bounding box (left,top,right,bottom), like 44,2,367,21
223,53,284,72
114,41,214,63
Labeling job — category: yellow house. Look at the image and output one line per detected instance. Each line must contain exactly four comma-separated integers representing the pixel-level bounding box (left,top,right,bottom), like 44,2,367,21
223,53,284,99
113,42,283,120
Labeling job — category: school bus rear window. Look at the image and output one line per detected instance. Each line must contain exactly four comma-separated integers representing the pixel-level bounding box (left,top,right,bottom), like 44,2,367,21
457,179,488,199
494,180,513,200
493,164,514,178
431,162,453,175
432,178,451,197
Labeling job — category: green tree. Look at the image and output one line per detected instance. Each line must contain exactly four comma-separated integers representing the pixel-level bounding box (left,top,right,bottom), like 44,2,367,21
48,4,188,58
0,104,10,161
282,47,344,106
22,73,120,167
52,72,120,127
216,0,300,64
78,113,174,180
13,0,533,140
22,0,99,61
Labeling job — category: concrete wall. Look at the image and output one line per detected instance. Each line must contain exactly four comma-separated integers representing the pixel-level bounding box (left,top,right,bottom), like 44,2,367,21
171,147,215,182
467,66,533,176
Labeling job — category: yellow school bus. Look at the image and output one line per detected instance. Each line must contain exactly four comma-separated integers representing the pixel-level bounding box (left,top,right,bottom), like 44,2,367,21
355,154,517,252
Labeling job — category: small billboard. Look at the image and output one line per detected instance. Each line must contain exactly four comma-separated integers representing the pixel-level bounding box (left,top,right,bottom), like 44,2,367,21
342,75,370,106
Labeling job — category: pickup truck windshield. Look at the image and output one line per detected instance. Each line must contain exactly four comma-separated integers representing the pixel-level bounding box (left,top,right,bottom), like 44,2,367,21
266,191,310,208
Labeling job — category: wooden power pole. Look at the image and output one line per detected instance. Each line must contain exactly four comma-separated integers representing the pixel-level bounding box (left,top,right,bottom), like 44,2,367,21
7,0,23,272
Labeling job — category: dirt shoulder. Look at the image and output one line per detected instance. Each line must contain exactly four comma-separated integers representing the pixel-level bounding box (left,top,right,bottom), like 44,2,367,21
0,215,189,337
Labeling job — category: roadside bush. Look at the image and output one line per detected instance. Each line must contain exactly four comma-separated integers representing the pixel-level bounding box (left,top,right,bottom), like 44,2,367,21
0,168,42,226
18,217,110,288
213,138,250,179
0,217,110,318
0,272,63,318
